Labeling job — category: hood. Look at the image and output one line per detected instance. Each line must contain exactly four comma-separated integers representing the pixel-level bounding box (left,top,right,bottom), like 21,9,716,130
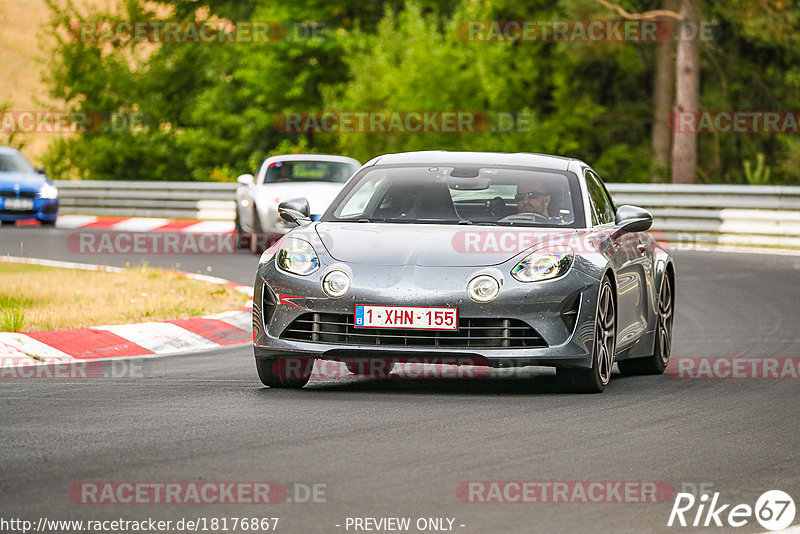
255,182,344,215
0,172,47,191
315,222,579,267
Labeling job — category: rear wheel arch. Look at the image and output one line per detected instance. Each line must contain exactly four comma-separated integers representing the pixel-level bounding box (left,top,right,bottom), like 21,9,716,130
603,267,618,328
665,261,675,304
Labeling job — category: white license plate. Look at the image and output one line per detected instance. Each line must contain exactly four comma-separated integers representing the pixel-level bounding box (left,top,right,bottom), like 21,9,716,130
354,305,458,330
4,198,33,210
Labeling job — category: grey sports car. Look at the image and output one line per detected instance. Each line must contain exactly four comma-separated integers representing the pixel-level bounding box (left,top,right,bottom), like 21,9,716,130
252,151,675,393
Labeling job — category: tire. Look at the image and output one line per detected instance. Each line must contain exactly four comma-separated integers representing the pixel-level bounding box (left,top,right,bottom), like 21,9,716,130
1,220,15,226
256,357,315,388
557,276,616,393
234,209,251,251
39,219,56,227
618,272,674,376
346,359,395,378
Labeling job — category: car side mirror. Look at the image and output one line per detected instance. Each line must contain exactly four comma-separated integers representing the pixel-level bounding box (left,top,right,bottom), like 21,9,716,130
612,205,653,238
237,174,254,186
35,166,46,175
278,197,312,225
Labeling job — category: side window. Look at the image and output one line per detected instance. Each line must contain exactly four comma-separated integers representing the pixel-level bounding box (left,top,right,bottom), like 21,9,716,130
585,171,615,225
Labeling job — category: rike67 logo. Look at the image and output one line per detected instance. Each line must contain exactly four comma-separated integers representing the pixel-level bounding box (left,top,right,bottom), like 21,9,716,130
668,490,795,531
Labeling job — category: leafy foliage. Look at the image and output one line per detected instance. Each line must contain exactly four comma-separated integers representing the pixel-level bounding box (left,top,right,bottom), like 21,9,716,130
41,0,800,183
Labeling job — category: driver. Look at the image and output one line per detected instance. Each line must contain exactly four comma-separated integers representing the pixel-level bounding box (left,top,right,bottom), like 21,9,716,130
276,164,292,181
515,183,551,217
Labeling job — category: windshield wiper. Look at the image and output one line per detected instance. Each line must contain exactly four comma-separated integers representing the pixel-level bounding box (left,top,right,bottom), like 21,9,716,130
495,221,550,227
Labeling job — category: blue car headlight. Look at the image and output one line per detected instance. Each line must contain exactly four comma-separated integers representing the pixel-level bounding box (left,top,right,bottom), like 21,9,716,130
511,248,573,282
39,184,58,200
276,238,320,275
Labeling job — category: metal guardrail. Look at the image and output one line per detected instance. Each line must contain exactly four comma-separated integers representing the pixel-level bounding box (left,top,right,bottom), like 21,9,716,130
54,180,237,220
606,183,800,248
55,180,800,248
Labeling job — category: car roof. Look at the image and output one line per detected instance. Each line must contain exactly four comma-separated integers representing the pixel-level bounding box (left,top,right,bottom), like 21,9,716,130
263,154,361,165
365,150,580,171
0,146,24,157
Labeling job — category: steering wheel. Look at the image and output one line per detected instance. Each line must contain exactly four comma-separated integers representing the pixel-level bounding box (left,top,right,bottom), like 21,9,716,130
498,212,551,224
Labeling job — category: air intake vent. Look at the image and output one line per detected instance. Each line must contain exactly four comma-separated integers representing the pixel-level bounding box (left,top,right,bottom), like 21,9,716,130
281,313,547,348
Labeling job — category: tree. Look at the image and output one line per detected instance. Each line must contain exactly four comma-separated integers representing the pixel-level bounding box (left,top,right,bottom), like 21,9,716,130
670,0,701,183
651,0,678,182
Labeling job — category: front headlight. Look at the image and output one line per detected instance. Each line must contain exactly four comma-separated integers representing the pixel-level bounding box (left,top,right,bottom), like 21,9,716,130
39,184,58,199
322,270,350,298
467,275,500,302
276,238,320,275
511,248,573,282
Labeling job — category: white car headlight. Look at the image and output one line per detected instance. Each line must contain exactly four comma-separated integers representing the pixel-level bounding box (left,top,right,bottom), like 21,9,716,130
322,270,350,298
467,275,500,302
39,184,58,199
511,249,573,282
276,239,320,275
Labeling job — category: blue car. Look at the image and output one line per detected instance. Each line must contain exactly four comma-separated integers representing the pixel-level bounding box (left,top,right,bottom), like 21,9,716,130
0,147,59,226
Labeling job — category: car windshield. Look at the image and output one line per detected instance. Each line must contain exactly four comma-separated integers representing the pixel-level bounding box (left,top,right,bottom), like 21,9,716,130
0,153,34,173
263,161,357,184
325,165,585,228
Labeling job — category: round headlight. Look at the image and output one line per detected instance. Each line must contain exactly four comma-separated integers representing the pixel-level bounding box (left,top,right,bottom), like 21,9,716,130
467,275,500,302
323,270,350,298
276,239,320,275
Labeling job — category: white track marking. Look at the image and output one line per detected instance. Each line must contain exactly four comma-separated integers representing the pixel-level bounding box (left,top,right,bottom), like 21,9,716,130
109,217,170,232
55,215,98,228
0,334,75,362
204,310,251,331
181,220,235,233
94,322,219,354
1,255,127,272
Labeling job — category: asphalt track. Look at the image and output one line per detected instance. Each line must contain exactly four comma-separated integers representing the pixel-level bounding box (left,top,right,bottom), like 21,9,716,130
1,225,799,533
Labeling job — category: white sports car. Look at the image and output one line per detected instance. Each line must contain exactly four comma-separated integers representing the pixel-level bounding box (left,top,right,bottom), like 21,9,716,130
235,154,361,252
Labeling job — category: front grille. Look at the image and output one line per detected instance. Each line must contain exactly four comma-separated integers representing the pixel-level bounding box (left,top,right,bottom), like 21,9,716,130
0,191,36,198
281,313,547,348
0,209,35,216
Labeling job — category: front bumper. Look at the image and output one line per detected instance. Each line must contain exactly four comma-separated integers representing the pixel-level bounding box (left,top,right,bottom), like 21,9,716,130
253,256,603,370
0,197,58,221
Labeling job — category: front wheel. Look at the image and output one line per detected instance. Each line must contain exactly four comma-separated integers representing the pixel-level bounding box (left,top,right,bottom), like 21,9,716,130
39,219,56,227
618,273,674,376
557,276,616,393
256,357,315,388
